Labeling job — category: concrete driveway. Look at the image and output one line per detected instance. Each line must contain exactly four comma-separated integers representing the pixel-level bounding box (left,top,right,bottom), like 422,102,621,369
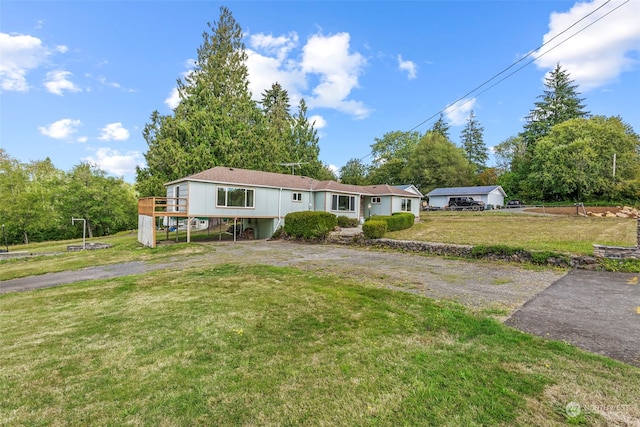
505,269,640,367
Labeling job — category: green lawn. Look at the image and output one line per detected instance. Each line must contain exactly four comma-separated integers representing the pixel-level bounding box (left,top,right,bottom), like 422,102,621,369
387,211,637,255
1,264,638,426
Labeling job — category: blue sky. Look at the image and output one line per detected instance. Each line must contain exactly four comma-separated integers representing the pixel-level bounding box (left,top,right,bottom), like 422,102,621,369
2,0,639,183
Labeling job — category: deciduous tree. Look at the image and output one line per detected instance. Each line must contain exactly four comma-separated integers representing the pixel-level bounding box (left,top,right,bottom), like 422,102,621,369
404,132,473,193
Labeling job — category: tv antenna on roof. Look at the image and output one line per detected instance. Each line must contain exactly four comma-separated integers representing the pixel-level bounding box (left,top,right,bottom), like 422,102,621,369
279,162,309,175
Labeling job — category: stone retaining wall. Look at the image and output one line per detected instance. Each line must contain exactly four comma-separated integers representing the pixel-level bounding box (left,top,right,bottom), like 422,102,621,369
331,235,597,269
591,218,640,260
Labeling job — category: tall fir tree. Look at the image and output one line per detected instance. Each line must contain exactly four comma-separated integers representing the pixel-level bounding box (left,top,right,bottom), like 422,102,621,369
136,7,267,196
459,110,488,174
261,82,292,172
521,64,589,151
430,113,451,140
289,99,323,178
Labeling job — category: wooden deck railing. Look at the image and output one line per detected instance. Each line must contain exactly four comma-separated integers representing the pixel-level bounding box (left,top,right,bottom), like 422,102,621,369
138,197,189,217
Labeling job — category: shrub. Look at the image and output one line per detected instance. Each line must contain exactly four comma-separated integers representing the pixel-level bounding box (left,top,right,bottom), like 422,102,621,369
284,211,337,240
271,226,284,240
530,251,570,266
471,245,524,258
337,215,359,227
363,220,387,239
369,212,415,232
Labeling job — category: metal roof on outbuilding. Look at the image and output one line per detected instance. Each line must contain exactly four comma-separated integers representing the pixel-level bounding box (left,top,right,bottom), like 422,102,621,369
426,185,506,197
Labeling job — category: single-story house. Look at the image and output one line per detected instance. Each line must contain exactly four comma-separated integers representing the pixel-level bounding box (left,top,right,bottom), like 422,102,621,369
426,185,507,209
138,166,423,247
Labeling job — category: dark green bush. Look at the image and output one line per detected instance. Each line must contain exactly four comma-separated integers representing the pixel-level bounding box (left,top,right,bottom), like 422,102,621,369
369,212,415,232
336,215,359,228
284,211,337,240
471,245,524,258
363,220,387,239
271,226,284,240
530,251,570,266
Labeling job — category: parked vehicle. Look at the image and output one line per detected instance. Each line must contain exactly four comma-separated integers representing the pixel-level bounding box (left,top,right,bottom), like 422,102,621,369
505,200,523,208
448,197,485,211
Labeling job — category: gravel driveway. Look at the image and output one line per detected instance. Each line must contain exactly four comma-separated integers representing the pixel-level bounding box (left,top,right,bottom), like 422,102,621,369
3,240,639,366
1,240,564,317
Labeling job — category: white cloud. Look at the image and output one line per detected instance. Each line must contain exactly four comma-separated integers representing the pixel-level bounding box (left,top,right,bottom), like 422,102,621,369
535,0,640,90
44,70,81,95
444,98,476,126
76,136,88,143
38,118,81,139
0,32,50,92
164,87,181,109
301,32,369,118
164,59,195,110
246,32,306,104
244,31,370,119
308,114,327,129
84,147,143,177
98,75,121,89
55,45,68,54
397,55,417,79
98,122,130,141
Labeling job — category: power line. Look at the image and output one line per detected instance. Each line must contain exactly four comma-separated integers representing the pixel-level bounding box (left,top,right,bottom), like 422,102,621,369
354,0,629,166
408,0,624,132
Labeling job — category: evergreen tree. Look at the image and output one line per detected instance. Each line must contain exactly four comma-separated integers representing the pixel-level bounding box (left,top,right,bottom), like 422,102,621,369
459,110,488,174
521,64,589,151
430,113,450,140
288,99,324,179
136,7,267,196
261,82,293,172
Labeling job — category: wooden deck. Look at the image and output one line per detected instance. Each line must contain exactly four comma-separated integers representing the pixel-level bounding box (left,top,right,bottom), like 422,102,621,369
138,197,189,217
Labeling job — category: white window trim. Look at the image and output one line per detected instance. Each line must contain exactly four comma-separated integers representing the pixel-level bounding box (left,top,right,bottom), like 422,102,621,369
216,186,255,209
292,192,303,202
331,194,356,212
371,196,381,204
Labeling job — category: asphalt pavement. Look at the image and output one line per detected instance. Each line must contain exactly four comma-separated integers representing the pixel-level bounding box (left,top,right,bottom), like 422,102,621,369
506,269,640,367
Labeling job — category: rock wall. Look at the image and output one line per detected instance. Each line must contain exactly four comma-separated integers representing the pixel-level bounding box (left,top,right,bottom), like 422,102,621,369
335,236,597,269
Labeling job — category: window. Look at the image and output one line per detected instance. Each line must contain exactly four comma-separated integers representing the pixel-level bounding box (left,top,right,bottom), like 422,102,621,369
371,197,381,204
401,198,412,212
217,187,254,208
292,192,302,202
331,194,356,212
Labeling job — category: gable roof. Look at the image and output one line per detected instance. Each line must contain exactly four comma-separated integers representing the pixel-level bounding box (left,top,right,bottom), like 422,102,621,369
393,184,424,197
426,185,506,197
167,166,421,198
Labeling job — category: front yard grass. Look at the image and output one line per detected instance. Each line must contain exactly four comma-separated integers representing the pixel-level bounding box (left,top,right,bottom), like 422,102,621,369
386,211,637,256
1,264,638,426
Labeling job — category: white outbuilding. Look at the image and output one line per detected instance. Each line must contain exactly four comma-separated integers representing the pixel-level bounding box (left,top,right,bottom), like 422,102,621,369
426,185,507,209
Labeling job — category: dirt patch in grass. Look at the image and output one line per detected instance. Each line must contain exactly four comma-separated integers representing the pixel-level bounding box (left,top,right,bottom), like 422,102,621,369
524,206,633,217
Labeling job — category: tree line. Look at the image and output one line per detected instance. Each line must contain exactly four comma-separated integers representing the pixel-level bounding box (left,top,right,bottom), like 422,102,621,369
0,149,138,245
340,64,639,204
3,7,638,246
